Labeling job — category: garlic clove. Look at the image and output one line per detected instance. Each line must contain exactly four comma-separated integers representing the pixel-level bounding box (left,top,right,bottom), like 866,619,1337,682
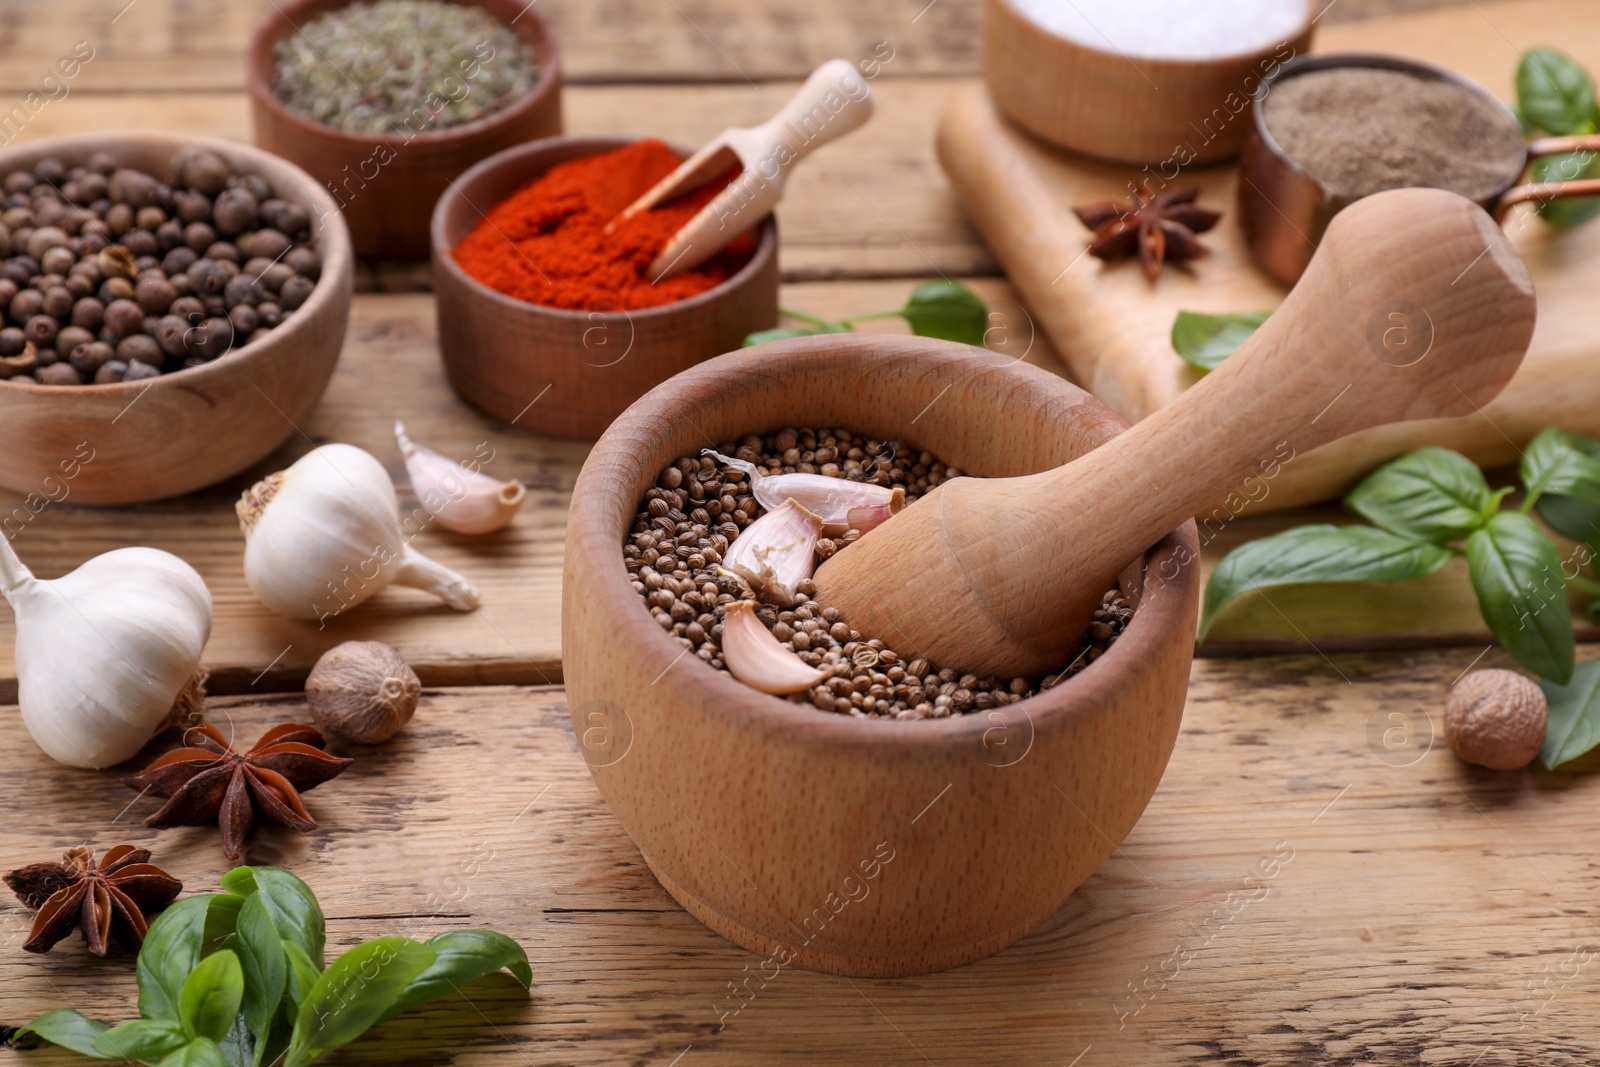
721,497,822,606
0,538,212,769
844,487,906,535
702,449,903,534
720,601,826,695
237,443,481,622
306,640,421,744
395,421,525,536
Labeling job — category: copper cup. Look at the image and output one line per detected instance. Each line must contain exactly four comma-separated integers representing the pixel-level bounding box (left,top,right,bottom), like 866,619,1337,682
1240,51,1600,286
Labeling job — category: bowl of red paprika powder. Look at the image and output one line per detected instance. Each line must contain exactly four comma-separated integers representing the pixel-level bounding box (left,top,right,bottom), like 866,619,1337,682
431,136,780,439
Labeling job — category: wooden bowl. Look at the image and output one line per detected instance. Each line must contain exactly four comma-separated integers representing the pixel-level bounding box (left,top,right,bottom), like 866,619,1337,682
0,132,353,506
563,334,1201,976
431,136,779,440
982,0,1315,165
246,0,563,259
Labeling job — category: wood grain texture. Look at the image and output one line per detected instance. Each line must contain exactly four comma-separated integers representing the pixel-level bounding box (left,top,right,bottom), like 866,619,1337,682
4,648,1599,1063
937,0,1600,511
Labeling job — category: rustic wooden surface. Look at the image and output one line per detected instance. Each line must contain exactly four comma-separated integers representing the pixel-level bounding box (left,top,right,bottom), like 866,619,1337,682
5,651,1600,1064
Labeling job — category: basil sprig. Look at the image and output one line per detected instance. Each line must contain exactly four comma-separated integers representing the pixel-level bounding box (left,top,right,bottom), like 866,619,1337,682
1203,430,1600,691
745,279,988,348
1170,310,1270,372
13,867,531,1067
1516,47,1600,227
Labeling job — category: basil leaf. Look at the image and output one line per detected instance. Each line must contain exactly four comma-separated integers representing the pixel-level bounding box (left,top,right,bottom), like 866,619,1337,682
1522,428,1600,503
284,937,435,1067
282,939,323,1012
1170,310,1269,371
218,1015,254,1067
180,949,244,1043
139,895,230,1023
156,1037,231,1067
379,931,533,1023
1531,145,1600,227
1537,493,1600,544
1200,525,1452,641
1467,512,1576,683
1344,447,1495,543
898,281,987,346
13,1010,114,1057
229,895,287,1066
743,322,850,347
224,867,325,968
1518,48,1597,134
1542,659,1600,769
94,1019,189,1062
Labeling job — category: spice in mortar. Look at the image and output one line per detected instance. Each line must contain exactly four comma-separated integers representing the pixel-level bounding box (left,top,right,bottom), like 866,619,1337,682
272,0,539,134
0,149,319,386
1264,67,1527,201
454,139,755,311
625,429,1131,720
1008,0,1307,61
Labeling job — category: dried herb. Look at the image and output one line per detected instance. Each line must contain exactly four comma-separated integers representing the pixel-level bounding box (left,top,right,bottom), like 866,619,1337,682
3,845,182,956
123,724,352,861
1072,186,1220,281
744,280,987,347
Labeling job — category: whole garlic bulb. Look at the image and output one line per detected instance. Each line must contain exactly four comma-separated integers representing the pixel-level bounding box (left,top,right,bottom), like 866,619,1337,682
237,444,481,623
0,538,212,768
305,641,421,744
396,422,525,535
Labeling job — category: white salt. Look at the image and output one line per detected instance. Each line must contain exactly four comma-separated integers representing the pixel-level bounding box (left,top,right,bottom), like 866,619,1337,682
1006,0,1311,61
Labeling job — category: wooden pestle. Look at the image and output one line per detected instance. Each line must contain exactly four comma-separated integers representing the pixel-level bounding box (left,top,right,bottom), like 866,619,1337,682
813,188,1537,679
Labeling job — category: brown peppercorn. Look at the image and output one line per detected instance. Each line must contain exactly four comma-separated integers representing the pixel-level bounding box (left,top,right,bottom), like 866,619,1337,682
173,189,211,225
10,287,42,321
205,242,240,265
40,284,73,318
155,219,184,251
189,317,233,360
182,221,217,254
170,295,204,321
187,258,230,296
71,296,105,331
284,246,320,279
0,326,24,355
228,304,259,336
55,325,94,357
93,359,127,384
135,205,167,231
35,361,81,386
222,273,262,308
278,273,315,311
1444,669,1548,770
153,315,190,357
23,315,57,348
108,168,159,208
70,340,114,377
122,228,159,258
243,228,291,262
98,277,135,304
135,274,178,314
104,201,134,236
117,334,164,368
162,248,198,278
212,188,257,236
104,298,145,337
123,359,160,382
178,151,230,197
39,247,75,278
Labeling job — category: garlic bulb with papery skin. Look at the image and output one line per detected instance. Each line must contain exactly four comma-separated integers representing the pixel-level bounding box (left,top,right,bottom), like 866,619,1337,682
0,538,211,769
237,443,481,624
702,450,904,534
721,498,822,607
395,421,525,535
721,601,826,695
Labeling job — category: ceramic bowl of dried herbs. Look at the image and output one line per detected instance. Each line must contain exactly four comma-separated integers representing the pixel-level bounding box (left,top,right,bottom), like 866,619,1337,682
246,0,563,259
0,131,353,505
562,333,1201,978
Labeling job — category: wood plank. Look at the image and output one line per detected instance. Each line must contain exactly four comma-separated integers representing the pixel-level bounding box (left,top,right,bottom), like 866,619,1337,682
5,651,1600,1063
0,0,1477,93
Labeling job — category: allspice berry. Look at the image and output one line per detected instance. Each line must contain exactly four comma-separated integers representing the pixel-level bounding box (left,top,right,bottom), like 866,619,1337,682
1444,669,1548,770
305,641,421,745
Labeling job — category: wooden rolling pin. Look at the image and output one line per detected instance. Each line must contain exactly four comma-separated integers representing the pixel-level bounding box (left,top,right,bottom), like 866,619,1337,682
813,187,1537,679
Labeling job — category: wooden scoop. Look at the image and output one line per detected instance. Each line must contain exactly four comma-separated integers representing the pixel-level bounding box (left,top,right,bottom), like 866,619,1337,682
813,187,1538,679
616,59,875,282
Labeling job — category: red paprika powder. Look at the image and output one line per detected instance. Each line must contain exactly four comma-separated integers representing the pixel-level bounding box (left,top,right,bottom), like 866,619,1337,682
452,139,755,312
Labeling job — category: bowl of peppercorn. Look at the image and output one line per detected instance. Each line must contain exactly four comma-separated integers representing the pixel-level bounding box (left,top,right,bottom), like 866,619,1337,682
246,0,563,259
0,131,353,505
563,333,1200,977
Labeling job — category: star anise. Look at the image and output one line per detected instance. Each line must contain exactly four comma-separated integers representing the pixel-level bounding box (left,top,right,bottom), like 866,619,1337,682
1072,186,1222,281
4,845,182,956
123,723,353,861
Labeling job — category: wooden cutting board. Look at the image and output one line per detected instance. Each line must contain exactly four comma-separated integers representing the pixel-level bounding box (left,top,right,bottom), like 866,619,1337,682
939,0,1600,511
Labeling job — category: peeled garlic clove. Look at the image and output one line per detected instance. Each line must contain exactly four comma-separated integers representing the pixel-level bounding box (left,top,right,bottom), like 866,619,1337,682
395,421,525,536
721,601,826,695
306,640,421,745
237,443,481,623
0,538,212,769
721,497,822,606
702,449,903,534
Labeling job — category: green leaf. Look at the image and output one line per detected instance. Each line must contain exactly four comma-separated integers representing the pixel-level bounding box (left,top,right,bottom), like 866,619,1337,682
284,937,435,1067
1517,47,1597,134
742,323,849,346
1537,493,1600,544
228,895,287,1067
156,1037,231,1067
223,868,324,968
93,1019,190,1062
1344,447,1496,543
282,940,323,1013
1200,525,1452,642
379,931,533,1023
1531,144,1600,227
218,1015,254,1067
897,281,987,346
1467,512,1576,683
1541,659,1600,768
1170,310,1270,371
1522,428,1600,503
140,895,231,1023
13,1010,114,1058
180,949,244,1043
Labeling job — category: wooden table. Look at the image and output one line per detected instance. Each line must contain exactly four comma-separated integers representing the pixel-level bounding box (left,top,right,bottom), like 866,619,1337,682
2,2,1598,1064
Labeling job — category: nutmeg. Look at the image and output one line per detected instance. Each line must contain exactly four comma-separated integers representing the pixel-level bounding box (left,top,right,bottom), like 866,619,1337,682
305,641,421,745
1444,668,1547,770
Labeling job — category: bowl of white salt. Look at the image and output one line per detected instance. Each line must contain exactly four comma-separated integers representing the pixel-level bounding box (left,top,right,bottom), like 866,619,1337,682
983,0,1316,165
